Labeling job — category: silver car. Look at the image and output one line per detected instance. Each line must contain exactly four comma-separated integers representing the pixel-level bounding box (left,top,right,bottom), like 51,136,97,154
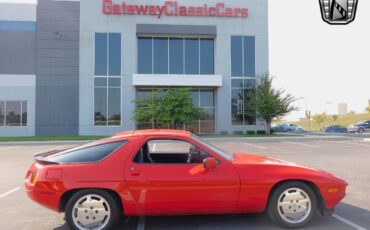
347,120,370,133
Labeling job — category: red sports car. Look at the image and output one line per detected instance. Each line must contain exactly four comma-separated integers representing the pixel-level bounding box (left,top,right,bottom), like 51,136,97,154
24,129,347,229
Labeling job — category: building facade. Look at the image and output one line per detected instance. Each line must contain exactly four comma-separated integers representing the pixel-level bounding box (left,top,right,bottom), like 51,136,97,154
0,0,269,137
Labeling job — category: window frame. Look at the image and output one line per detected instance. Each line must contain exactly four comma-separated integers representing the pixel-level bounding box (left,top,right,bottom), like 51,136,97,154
132,138,212,165
135,87,216,134
93,33,123,127
0,100,28,127
45,140,127,164
230,35,257,126
137,36,215,75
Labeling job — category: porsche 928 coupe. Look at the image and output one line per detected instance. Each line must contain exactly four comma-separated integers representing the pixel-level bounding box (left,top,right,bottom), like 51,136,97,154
24,129,347,229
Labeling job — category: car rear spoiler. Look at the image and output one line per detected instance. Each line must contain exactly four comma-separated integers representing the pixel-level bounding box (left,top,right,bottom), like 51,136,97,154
34,149,64,165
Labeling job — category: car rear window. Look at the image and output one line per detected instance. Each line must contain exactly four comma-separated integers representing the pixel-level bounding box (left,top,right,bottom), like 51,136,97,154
46,141,126,163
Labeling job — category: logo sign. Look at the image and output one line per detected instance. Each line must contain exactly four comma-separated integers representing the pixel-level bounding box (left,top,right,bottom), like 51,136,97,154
102,0,248,19
319,0,359,25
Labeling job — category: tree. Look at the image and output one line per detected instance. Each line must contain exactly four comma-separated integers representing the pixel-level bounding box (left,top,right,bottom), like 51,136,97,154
248,75,298,134
332,115,339,123
313,113,327,129
366,106,370,113
134,88,203,130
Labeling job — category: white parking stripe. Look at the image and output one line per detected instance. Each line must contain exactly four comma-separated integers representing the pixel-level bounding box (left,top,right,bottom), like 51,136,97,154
334,141,370,148
0,187,21,199
333,214,367,230
243,143,267,150
285,142,320,148
0,146,18,152
137,216,146,230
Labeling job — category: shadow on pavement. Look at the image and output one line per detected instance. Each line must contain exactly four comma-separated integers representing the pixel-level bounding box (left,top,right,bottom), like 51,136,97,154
53,217,138,230
52,202,369,230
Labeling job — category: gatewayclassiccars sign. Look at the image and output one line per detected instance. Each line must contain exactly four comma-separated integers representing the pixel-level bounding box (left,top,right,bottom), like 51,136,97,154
102,0,248,18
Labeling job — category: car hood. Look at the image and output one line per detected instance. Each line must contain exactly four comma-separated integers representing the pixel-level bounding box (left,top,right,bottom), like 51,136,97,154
231,153,348,186
232,153,324,172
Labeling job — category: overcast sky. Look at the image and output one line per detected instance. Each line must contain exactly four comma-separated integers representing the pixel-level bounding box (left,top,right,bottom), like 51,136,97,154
1,0,369,120
269,0,369,120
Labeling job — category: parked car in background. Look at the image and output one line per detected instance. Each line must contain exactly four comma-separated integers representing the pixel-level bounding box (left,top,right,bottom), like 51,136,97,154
347,120,370,133
272,124,305,132
324,125,348,133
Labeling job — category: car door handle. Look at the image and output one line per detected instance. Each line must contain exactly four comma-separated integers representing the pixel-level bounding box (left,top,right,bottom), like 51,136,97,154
129,167,141,176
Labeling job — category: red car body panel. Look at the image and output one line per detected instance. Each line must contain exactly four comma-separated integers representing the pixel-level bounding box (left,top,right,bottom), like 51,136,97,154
24,129,347,217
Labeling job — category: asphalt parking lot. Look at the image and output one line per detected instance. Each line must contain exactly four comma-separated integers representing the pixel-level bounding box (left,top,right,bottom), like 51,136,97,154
0,137,369,230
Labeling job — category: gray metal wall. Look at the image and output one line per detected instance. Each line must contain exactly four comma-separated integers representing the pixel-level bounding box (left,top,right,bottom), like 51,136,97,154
35,0,80,135
0,31,35,75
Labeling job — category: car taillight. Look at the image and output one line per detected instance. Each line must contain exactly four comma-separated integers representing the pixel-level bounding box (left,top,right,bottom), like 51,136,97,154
26,171,38,185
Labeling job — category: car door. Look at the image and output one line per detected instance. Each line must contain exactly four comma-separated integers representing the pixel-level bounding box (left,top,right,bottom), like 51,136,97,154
124,137,240,215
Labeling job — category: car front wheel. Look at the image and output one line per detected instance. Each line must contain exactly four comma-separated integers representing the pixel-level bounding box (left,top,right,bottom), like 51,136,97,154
65,189,120,230
358,128,365,134
268,181,317,229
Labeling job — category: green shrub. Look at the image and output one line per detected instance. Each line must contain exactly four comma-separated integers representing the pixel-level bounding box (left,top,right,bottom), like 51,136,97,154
220,131,228,135
246,130,256,135
257,130,266,135
233,131,244,135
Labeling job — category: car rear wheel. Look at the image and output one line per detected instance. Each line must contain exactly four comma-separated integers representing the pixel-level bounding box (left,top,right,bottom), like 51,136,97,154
268,181,317,229
65,189,120,230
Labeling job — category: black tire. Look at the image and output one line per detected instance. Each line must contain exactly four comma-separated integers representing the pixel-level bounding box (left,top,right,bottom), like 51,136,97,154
65,189,120,230
267,181,317,229
358,128,365,134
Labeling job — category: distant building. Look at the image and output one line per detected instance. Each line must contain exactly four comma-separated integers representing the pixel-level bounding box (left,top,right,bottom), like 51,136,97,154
338,103,348,115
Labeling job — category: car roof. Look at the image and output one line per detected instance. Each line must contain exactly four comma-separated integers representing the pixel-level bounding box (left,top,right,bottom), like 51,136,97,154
112,129,191,139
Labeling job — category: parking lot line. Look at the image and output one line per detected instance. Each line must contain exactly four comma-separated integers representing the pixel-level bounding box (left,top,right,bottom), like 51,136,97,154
243,143,267,150
285,142,320,148
137,216,146,230
0,146,19,152
333,214,367,230
0,187,21,199
334,141,370,148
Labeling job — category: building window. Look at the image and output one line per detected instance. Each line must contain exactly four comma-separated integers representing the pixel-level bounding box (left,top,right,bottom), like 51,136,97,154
0,100,27,127
138,37,214,75
231,36,255,77
169,38,183,74
94,33,122,126
95,33,121,76
136,88,215,134
231,36,256,125
231,83,256,125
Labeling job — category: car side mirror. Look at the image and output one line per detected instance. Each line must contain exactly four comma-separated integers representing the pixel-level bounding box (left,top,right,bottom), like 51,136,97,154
203,157,217,171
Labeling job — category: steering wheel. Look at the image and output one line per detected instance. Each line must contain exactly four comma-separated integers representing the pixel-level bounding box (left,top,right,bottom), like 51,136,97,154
187,146,200,163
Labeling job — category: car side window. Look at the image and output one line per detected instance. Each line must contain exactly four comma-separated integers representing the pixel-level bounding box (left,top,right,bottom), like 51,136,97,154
133,139,209,164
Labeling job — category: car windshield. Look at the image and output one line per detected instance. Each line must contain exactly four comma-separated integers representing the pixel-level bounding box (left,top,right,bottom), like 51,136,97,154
191,134,232,160
356,121,365,125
